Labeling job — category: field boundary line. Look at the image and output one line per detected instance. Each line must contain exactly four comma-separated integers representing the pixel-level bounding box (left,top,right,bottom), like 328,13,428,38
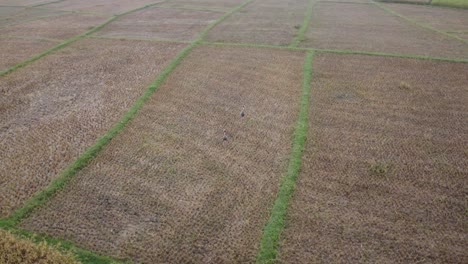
0,13,75,29
0,35,62,42
318,0,372,4
290,0,315,48
256,51,314,264
202,41,468,63
372,1,468,44
88,35,192,44
156,5,226,13
0,1,167,77
32,0,65,7
0,0,254,245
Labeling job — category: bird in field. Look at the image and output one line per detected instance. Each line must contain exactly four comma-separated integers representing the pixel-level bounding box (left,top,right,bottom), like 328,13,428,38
240,105,245,117
223,129,228,142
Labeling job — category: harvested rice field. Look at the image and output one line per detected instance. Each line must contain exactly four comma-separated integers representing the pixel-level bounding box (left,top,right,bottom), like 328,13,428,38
160,0,244,12
382,2,468,32
21,46,305,263
300,2,468,58
278,54,468,263
41,0,164,16
0,13,107,40
206,0,308,46
0,0,467,263
0,38,185,218
94,7,220,41
0,37,57,70
0,0,53,6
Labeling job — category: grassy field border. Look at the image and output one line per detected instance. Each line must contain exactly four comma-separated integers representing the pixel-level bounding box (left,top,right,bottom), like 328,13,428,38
372,0,468,44
203,41,468,63
256,51,314,264
32,0,66,7
0,1,167,77
289,0,315,47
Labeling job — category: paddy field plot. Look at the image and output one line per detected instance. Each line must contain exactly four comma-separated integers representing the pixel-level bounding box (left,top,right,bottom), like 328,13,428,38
94,6,220,42
159,0,244,12
206,0,308,46
0,12,107,71
382,2,468,32
300,2,468,58
278,54,468,263
0,39,185,218
0,0,53,6
41,0,164,16
21,46,305,263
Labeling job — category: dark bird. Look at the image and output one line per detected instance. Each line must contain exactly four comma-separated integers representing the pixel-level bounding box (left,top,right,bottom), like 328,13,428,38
240,105,245,117
223,129,228,142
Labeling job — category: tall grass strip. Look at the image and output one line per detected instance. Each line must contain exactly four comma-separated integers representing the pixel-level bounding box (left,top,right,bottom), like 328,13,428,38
290,0,315,47
256,51,314,264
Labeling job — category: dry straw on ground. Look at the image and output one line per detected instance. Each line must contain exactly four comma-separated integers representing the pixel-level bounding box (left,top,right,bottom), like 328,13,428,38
300,2,468,59
21,46,305,263
160,0,244,12
382,2,468,32
279,54,468,263
0,13,108,40
41,0,164,16
206,0,308,46
0,229,80,264
0,37,56,71
94,6,220,41
0,39,186,217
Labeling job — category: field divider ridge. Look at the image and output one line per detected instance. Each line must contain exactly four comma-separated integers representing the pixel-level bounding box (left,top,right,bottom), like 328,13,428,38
0,0,255,262
290,0,315,48
0,0,168,77
88,35,192,44
256,51,314,264
32,0,66,8
202,41,468,63
372,0,468,44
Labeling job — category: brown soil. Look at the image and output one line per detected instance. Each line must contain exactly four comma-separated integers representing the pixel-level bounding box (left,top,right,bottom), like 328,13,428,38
279,54,468,263
0,13,107,40
95,7,220,41
0,39,186,218
21,46,305,263
383,3,468,32
43,0,164,15
300,2,468,59
160,0,244,12
207,0,308,46
0,37,57,70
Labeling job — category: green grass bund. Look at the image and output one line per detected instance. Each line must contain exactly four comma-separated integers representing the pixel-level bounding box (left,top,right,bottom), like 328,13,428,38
290,0,315,48
256,51,314,264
